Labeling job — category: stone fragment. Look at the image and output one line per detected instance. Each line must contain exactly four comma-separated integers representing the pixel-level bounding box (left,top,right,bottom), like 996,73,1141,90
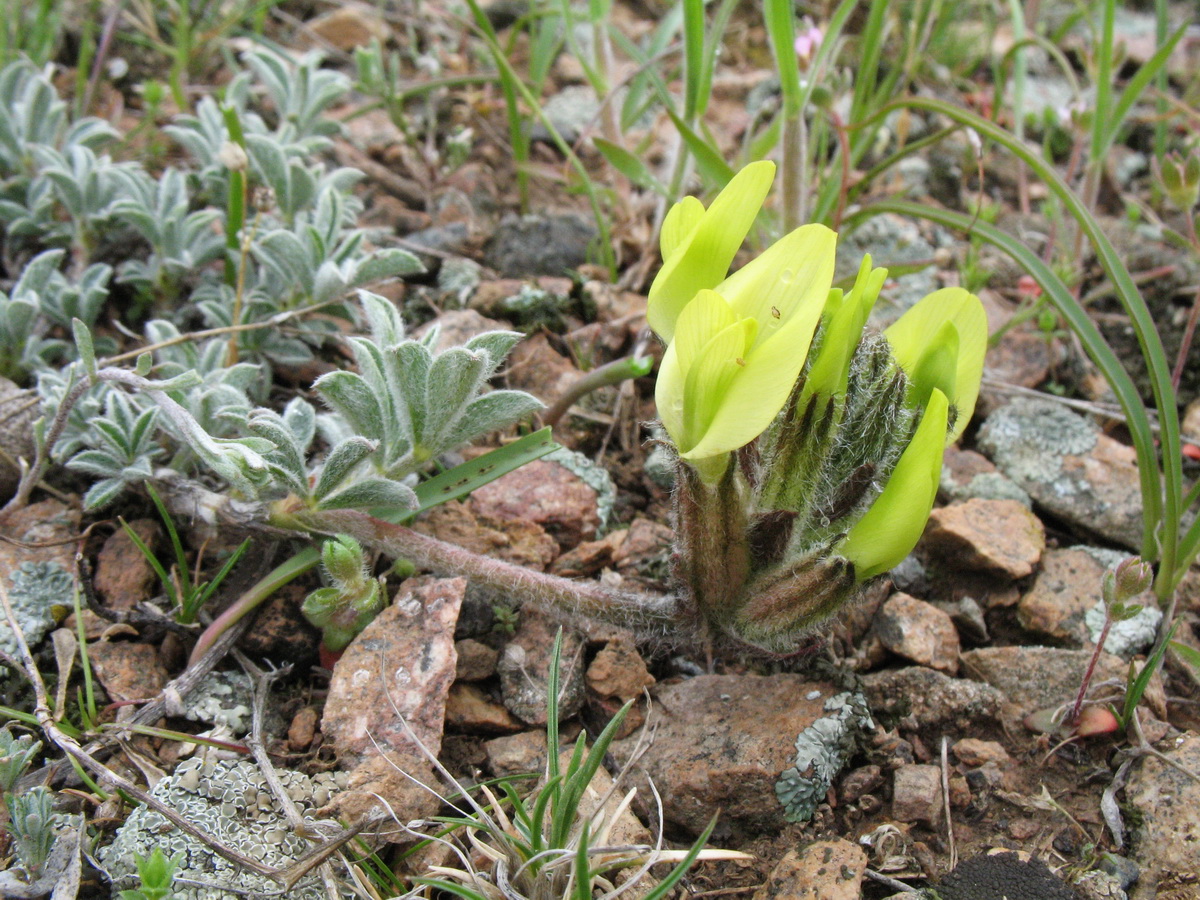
414,308,508,353
840,765,884,802
612,518,673,576
0,500,82,666
862,667,1003,731
1018,546,1161,655
497,611,585,725
1017,547,1105,645
874,593,961,674
88,642,167,703
977,399,1143,549
923,498,1045,578
413,501,558,571
935,596,989,644
585,637,654,701
304,3,391,51
951,738,1010,767
751,840,867,900
469,459,600,550
483,213,597,277
1126,732,1200,895
550,530,624,577
445,683,524,733
94,519,159,611
892,765,943,825
0,377,36,498
454,638,499,681
324,576,462,766
939,446,1032,507
483,730,547,778
609,677,870,836
288,706,319,750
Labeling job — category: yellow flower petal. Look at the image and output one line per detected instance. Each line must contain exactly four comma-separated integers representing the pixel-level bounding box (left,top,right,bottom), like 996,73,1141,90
647,161,776,342
884,287,986,442
837,388,948,580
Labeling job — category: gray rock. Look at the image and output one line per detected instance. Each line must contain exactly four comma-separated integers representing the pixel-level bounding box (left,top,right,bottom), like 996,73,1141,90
532,85,601,145
977,399,1143,549
862,666,1003,731
1125,732,1200,897
960,645,1127,724
892,764,942,825
836,214,944,328
484,213,597,276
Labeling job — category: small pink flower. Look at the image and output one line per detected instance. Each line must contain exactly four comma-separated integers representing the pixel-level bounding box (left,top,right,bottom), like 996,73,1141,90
794,24,823,69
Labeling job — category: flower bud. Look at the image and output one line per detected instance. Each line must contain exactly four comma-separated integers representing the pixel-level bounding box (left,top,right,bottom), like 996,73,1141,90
217,140,249,172
1157,152,1200,212
1106,556,1153,605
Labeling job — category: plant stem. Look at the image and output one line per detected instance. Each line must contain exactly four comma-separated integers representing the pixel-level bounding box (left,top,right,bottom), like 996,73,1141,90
541,349,652,428
1069,616,1111,726
280,507,679,636
187,546,319,666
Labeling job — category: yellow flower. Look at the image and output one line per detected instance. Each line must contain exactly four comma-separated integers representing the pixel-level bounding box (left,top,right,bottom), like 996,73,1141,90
650,164,837,481
837,288,987,578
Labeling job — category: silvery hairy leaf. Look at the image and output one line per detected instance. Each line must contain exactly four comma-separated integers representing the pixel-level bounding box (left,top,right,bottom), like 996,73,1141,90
312,436,377,501
314,478,417,512
312,370,384,441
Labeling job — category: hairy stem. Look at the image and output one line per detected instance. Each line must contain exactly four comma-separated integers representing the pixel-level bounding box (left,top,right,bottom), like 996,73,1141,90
279,507,680,638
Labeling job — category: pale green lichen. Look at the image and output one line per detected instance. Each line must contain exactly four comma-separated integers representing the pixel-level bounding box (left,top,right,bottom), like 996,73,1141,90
976,400,1098,484
775,691,873,823
545,446,616,531
1,561,73,673
101,758,349,900
180,671,255,735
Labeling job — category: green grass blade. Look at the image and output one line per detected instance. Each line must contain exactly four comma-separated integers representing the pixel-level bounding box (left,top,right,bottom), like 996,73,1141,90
873,96,1182,579
184,537,251,624
1104,22,1187,153
1090,0,1116,165
593,138,669,195
681,0,705,120
1120,619,1176,727
406,427,560,518
664,108,734,186
640,814,720,900
119,516,177,610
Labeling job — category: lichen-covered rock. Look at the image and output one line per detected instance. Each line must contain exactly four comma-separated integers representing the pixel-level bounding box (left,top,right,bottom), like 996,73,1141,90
776,692,873,823
609,676,871,835
931,852,1079,900
1125,731,1200,897
0,561,72,674
977,399,1143,549
179,671,255,735
752,840,867,900
862,666,1003,732
101,758,349,899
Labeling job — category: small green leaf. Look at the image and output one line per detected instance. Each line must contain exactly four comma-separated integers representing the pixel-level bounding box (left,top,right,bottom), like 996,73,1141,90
72,319,97,378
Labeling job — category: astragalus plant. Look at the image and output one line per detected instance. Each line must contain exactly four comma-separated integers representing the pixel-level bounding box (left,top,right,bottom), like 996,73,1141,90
647,162,986,652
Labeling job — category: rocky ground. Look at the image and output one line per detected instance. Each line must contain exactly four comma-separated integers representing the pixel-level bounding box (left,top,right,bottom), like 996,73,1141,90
3,2,1200,899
